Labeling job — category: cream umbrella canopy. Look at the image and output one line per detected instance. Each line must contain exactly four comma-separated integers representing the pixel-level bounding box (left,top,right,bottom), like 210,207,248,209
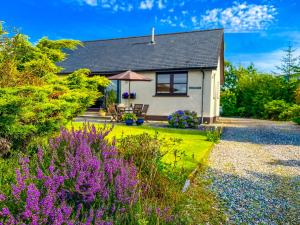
108,70,152,106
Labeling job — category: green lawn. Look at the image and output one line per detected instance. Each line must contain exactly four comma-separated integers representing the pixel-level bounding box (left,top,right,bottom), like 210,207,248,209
70,122,213,172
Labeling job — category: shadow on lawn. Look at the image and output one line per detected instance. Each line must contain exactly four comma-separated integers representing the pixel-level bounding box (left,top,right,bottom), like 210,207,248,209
207,168,300,224
220,126,300,146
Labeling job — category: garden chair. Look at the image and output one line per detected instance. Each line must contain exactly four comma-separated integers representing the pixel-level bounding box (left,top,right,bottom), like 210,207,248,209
133,104,143,116
108,105,118,122
141,104,149,122
117,106,125,121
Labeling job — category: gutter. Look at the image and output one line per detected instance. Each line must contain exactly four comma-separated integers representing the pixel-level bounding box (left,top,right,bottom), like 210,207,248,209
200,70,205,124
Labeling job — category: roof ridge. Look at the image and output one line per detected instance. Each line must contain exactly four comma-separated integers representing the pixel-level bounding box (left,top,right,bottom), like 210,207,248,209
82,28,224,43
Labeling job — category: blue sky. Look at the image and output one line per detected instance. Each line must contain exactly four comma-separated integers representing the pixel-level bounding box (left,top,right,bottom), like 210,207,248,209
1,0,299,73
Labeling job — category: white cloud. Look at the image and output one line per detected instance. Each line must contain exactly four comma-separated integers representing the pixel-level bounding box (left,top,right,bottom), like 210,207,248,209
139,0,168,10
83,0,97,6
157,0,166,9
76,0,133,12
160,16,177,27
139,0,154,10
74,0,178,12
193,2,277,32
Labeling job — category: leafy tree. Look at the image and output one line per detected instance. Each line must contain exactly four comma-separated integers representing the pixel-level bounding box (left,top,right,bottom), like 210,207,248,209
221,62,299,120
222,61,238,91
0,23,110,150
276,43,300,81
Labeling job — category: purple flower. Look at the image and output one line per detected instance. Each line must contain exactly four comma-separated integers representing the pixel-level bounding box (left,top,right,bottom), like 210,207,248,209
0,124,139,224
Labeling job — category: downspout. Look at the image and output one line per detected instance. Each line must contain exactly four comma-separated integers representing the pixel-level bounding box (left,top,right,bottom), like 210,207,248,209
201,70,205,124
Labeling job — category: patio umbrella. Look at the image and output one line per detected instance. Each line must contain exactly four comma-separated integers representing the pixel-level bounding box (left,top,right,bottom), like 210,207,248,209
108,70,152,106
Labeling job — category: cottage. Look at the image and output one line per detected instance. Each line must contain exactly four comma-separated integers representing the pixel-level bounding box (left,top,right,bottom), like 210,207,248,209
59,28,224,123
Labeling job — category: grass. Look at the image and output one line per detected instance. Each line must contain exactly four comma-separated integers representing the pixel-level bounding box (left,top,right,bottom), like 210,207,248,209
69,122,213,172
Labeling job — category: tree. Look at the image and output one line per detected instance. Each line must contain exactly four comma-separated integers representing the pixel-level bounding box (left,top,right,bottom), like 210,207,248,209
276,43,299,81
222,61,238,91
0,24,110,150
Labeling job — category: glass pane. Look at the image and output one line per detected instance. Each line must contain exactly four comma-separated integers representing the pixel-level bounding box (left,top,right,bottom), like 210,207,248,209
107,80,118,92
173,84,187,94
174,73,187,83
157,74,170,83
157,84,170,93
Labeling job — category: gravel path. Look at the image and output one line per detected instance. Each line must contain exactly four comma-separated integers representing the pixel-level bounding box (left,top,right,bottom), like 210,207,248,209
206,118,300,224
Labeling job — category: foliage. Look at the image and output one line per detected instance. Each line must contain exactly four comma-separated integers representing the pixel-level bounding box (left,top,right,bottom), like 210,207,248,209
71,122,213,173
168,110,198,128
264,100,290,120
0,25,110,150
106,89,117,108
0,76,105,149
122,113,137,121
222,61,239,91
117,133,185,224
276,44,300,81
293,117,300,125
221,62,299,119
0,125,138,224
295,87,300,104
278,104,300,121
205,127,222,143
220,90,237,116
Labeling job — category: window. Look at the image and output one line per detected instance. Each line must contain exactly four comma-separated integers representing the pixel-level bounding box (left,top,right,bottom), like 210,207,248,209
156,72,188,96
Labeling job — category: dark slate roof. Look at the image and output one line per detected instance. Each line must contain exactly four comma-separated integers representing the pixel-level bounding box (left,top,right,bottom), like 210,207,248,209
58,28,224,74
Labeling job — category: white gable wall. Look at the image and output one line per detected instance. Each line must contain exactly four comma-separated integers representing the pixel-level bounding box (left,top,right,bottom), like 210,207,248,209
119,66,221,122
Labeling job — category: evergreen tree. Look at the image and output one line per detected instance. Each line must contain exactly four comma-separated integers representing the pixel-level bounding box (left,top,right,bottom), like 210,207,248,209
276,43,299,81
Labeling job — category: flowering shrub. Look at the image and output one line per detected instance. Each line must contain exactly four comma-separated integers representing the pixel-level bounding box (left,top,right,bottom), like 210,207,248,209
122,92,136,99
168,110,198,128
0,124,138,224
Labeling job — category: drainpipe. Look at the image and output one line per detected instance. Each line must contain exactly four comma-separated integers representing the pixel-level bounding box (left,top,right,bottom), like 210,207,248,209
200,70,205,124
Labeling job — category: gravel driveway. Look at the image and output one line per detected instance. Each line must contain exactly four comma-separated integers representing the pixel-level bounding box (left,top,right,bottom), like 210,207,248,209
206,118,300,224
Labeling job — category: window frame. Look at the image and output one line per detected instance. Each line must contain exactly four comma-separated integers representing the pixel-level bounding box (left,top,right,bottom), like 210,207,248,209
155,71,188,96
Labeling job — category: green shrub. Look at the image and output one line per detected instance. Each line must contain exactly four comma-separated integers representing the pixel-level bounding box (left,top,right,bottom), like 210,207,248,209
206,127,222,143
122,113,137,121
0,82,104,149
117,133,187,223
0,25,110,151
279,104,300,120
293,117,300,125
221,62,299,119
264,100,290,120
220,90,237,116
295,87,300,104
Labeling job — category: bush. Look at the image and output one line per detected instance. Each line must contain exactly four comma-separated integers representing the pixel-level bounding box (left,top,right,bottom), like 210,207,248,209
0,26,110,151
220,90,237,116
206,128,222,143
293,117,300,125
117,132,185,224
221,62,299,119
0,79,106,149
279,104,300,121
122,113,137,121
264,100,290,120
0,124,139,224
168,110,198,128
295,87,300,104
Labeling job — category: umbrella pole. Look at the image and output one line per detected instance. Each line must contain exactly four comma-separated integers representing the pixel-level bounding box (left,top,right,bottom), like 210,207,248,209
128,81,131,108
